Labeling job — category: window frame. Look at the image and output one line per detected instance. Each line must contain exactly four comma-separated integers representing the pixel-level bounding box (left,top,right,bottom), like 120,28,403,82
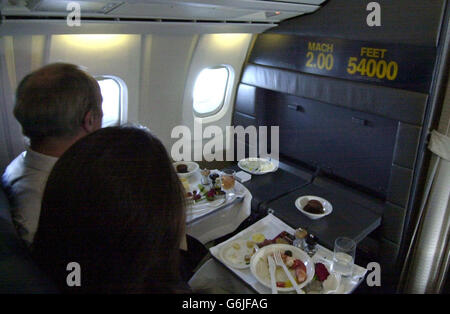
192,65,231,118
95,75,128,127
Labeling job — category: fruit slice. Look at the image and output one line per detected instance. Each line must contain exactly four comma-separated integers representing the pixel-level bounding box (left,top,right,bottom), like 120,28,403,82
295,262,307,283
251,233,265,243
314,262,330,282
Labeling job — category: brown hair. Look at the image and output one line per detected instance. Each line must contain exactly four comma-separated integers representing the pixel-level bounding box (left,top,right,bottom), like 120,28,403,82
32,126,187,293
14,63,102,141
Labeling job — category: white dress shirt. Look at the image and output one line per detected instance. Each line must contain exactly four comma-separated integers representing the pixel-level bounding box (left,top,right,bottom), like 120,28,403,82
2,149,58,245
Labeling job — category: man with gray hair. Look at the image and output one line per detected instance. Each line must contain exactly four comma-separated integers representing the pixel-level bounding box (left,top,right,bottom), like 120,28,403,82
2,63,103,245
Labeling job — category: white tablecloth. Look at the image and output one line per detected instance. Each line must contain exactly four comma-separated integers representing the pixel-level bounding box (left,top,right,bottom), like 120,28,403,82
185,170,252,244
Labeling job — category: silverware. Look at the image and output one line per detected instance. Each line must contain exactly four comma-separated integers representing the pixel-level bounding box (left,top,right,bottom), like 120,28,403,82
267,255,278,294
273,251,304,294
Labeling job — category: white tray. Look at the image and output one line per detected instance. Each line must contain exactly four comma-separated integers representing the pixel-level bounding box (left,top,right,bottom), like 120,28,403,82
209,214,368,294
186,170,245,224
186,183,246,225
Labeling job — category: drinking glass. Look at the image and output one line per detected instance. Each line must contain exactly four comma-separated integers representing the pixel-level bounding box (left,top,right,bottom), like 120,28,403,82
200,168,210,186
331,237,356,278
220,169,236,199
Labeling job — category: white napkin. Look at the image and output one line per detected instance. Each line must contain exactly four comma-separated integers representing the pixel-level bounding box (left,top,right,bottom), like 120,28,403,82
235,171,252,183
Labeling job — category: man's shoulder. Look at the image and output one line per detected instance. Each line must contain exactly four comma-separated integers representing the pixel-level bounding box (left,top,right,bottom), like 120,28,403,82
2,151,50,192
2,152,27,186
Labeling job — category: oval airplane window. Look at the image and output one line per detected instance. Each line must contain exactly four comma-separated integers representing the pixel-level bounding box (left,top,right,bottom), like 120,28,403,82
96,76,127,127
193,66,230,117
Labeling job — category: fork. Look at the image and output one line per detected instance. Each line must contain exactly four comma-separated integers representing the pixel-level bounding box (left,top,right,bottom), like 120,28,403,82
273,251,304,294
267,255,277,294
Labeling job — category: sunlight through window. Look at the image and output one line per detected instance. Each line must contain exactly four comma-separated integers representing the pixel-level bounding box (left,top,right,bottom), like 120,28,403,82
193,66,229,116
96,77,122,127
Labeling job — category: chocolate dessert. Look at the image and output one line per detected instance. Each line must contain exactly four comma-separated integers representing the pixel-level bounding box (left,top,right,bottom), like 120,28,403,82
176,164,188,173
303,199,324,214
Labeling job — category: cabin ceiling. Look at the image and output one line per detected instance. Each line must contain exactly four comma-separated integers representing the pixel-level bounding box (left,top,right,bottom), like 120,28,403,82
1,0,325,23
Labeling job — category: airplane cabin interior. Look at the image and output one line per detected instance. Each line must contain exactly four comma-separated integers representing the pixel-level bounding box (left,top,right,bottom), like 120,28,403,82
0,0,449,296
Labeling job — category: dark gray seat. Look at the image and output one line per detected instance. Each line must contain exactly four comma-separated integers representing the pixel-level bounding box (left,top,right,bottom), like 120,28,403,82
0,187,57,293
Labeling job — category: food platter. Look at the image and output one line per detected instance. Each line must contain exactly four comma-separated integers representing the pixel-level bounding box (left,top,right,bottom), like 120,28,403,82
184,170,245,224
184,170,229,212
237,157,278,175
209,214,368,294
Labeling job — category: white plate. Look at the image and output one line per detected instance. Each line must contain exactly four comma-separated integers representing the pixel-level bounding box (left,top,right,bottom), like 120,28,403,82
188,194,226,213
173,161,199,178
250,243,315,292
219,239,257,269
238,158,278,175
295,195,333,220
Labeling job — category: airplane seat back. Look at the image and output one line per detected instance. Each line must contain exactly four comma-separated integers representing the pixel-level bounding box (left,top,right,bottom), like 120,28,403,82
0,186,58,293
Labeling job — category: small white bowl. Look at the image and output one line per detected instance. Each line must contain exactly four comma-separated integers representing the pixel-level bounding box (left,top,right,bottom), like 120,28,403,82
295,196,332,220
173,161,199,178
322,272,341,294
310,257,342,294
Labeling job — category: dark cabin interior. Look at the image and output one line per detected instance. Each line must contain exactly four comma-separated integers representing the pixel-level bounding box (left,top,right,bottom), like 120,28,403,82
229,0,447,292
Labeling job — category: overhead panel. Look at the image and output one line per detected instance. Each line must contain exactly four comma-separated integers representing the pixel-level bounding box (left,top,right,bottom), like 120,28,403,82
1,0,324,23
109,3,260,20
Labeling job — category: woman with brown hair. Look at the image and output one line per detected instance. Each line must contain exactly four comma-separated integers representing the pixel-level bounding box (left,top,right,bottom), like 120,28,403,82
32,126,190,293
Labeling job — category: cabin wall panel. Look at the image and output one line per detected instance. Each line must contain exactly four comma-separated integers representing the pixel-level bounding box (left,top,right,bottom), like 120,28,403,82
377,238,401,289
242,64,429,125
232,112,258,159
387,165,414,209
393,124,422,170
0,64,14,172
234,84,256,117
138,34,198,151
181,34,254,160
233,112,256,129
263,88,399,197
0,37,16,172
381,202,407,246
11,37,32,85
0,35,48,171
